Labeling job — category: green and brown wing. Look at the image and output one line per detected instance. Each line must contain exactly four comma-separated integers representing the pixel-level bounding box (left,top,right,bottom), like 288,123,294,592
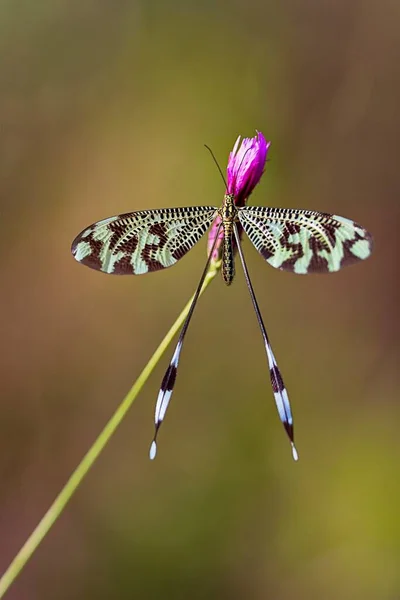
71,206,218,274
238,206,373,274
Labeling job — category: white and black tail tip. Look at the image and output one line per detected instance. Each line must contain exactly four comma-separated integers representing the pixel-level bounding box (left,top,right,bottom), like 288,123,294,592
149,441,157,460
291,442,299,462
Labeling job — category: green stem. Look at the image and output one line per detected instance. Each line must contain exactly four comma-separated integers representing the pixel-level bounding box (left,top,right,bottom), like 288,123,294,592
0,263,219,598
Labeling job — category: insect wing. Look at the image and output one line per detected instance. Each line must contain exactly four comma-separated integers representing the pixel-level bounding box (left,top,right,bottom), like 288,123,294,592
238,206,372,274
71,206,218,274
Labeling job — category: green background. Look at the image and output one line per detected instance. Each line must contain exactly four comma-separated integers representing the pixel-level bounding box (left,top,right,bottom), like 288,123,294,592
0,1,398,598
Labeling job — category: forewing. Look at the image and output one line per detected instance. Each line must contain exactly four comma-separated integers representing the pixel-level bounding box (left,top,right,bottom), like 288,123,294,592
71,206,218,274
238,206,373,274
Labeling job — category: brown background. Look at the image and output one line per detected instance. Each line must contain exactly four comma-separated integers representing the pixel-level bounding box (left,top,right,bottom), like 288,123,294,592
0,1,398,598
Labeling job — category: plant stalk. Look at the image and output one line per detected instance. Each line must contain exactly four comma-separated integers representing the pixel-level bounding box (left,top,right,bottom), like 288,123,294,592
0,263,219,598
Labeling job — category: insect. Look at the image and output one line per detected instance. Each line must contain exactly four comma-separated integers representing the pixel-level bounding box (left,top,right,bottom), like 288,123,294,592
71,132,373,461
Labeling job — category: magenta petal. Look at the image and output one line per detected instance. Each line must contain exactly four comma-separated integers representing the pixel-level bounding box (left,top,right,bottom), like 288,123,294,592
208,131,270,260
207,215,224,261
226,131,270,205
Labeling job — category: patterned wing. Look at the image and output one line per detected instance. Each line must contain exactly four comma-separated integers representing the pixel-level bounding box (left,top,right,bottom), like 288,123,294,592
238,206,373,274
71,206,218,274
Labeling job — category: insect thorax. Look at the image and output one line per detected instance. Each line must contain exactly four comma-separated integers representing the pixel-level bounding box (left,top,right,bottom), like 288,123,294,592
219,193,237,221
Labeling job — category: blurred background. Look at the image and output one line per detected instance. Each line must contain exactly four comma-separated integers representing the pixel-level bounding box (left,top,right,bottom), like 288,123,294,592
0,0,399,598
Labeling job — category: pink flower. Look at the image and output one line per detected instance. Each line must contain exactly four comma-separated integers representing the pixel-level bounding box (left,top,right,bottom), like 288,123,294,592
227,130,270,205
208,131,270,261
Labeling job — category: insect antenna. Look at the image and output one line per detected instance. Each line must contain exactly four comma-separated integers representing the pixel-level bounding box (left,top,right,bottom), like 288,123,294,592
204,145,228,189
149,223,223,460
233,224,298,461
204,143,252,196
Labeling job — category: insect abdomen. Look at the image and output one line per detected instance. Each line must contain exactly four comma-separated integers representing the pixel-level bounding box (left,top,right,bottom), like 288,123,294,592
222,222,235,285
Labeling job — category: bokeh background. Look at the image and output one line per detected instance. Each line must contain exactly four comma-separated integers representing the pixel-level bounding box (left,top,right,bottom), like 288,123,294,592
0,1,399,598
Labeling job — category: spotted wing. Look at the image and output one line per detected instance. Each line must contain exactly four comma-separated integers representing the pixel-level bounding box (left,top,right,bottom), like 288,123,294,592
237,206,373,274
71,206,218,274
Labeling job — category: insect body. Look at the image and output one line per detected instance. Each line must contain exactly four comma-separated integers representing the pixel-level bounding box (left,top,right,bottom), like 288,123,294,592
218,193,237,285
